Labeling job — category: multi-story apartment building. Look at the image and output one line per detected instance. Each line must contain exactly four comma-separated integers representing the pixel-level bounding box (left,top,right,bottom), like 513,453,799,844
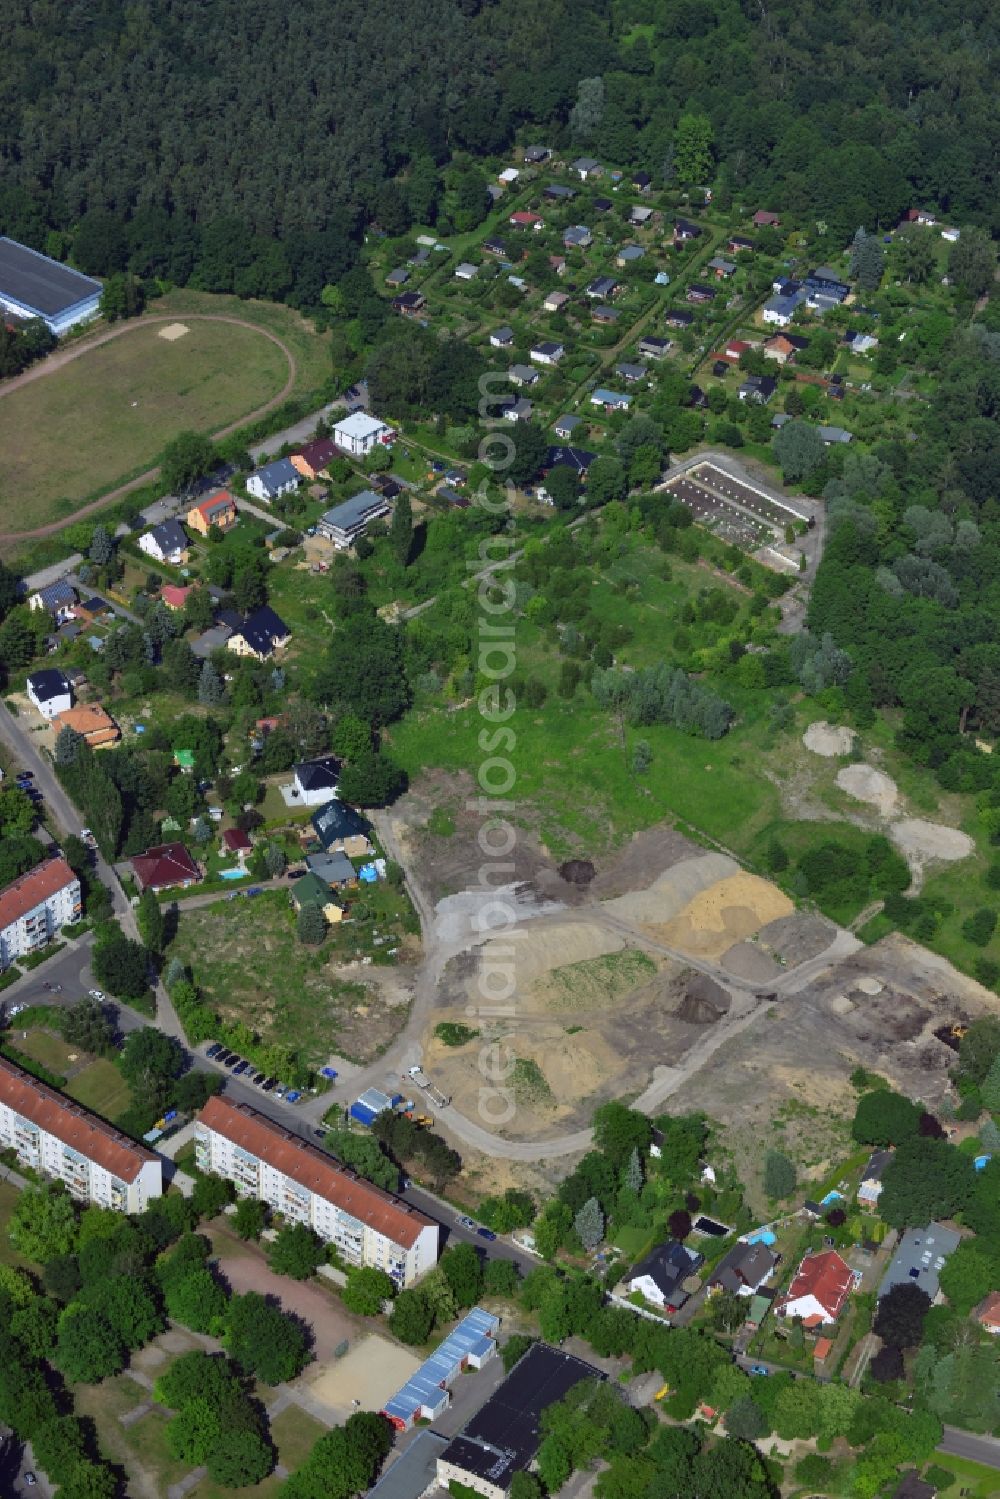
195,1097,439,1286
0,1057,162,1212
0,858,82,970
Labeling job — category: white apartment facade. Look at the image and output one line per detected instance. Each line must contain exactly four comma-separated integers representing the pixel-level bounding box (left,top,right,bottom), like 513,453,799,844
0,1056,162,1211
195,1097,439,1286
0,858,81,970
333,410,395,457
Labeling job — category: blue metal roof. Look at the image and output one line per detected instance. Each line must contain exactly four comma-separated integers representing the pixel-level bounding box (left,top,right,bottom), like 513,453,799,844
382,1307,500,1422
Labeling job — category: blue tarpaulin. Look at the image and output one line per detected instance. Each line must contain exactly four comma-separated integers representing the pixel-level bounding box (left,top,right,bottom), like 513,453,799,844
358,862,378,882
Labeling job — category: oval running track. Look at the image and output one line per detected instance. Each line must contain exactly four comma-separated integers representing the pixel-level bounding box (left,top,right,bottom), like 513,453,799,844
0,312,298,544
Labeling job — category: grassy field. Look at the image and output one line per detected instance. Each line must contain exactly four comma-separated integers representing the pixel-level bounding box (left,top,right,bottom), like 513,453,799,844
66,1057,134,1119
0,315,291,529
268,1404,326,1469
12,1027,77,1073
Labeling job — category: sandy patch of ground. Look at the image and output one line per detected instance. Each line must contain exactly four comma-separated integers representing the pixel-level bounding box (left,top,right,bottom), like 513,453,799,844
157,322,189,340
589,824,705,898
601,851,737,927
890,818,974,870
836,763,899,818
479,920,624,992
803,721,855,757
758,912,839,965
656,874,794,959
307,1334,420,1417
720,942,783,983
215,1249,354,1363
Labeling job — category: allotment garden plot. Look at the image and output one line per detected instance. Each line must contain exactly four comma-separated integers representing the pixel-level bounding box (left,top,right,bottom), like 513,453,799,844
659,459,814,556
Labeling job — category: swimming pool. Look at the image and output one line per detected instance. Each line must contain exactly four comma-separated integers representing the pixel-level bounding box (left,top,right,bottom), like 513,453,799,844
819,1190,844,1207
218,868,244,880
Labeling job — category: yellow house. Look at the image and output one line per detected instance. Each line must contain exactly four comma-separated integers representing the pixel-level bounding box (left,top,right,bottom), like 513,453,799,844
186,491,238,535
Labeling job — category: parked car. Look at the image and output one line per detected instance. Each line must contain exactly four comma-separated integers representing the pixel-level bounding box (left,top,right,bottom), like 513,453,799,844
232,1061,250,1076
224,1054,241,1069
457,1215,476,1230
748,1364,770,1377
476,1227,497,1241
286,868,306,879
24,1474,37,1488
9,1004,24,1017
261,1077,277,1092
206,1043,223,1058
251,1072,266,1085
284,1090,301,1103
88,989,107,1002
313,1127,328,1139
245,887,263,898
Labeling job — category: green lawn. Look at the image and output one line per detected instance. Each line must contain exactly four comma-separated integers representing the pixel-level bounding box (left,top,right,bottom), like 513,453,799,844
268,1404,327,1469
0,315,291,530
920,1456,1000,1498
10,1027,77,1073
66,1058,134,1120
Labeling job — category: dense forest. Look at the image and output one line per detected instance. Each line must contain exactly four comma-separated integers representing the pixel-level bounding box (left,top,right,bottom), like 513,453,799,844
1,0,997,305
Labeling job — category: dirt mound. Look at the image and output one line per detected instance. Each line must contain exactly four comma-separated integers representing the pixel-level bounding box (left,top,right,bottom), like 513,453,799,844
675,972,731,1023
656,874,794,959
559,859,595,886
722,942,782,982
602,851,738,927
803,721,855,757
758,912,838,966
890,818,974,868
836,763,899,818
478,920,623,992
589,824,704,899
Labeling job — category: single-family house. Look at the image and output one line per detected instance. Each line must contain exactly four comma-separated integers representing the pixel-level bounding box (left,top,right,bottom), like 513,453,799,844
186,491,237,535
805,267,850,303
226,605,292,662
905,207,938,227
289,756,342,807
311,800,373,858
723,339,751,362
52,703,119,749
738,374,777,404
775,1249,854,1325
629,205,655,227
504,398,534,422
639,335,672,359
290,872,344,923
392,291,426,317
844,331,878,354
972,1291,1000,1335
591,305,620,325
315,490,391,550
857,1149,893,1212
753,210,781,227
509,364,539,387
221,827,252,858
545,445,596,476
553,414,582,440
626,1241,705,1313
246,457,300,505
586,276,618,300
686,283,714,303
712,360,729,377
408,247,429,267
615,361,647,383
138,520,190,566
543,290,570,312
454,262,478,281
940,226,960,242
593,196,613,213
763,333,808,364
728,234,755,254
688,383,708,409
305,850,357,889
439,486,470,507
522,146,550,164
72,596,111,624
544,184,576,202
615,244,644,268
772,276,802,297
571,157,601,180
498,167,519,185
762,293,804,328
707,1241,778,1297
530,341,564,366
26,669,72,720
817,424,853,445
333,411,394,458
707,257,737,278
159,583,192,611
590,388,631,412
549,254,567,275
563,225,592,250
891,1475,937,1499
665,308,693,328
509,210,543,231
489,326,514,349
632,171,652,194
878,1223,960,1303
131,842,201,893
482,236,508,259
673,219,702,242
385,267,409,288
290,439,339,481
28,579,78,620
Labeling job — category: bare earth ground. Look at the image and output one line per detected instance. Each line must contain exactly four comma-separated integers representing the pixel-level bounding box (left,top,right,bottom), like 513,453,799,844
306,1335,420,1421
213,1241,354,1363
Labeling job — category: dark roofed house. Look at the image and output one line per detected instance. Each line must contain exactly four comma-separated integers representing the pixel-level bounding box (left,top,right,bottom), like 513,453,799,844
686,282,714,302
639,335,672,359
227,605,291,661
522,145,550,164
632,170,652,193
665,307,694,328
28,579,78,618
892,1475,937,1499
674,219,702,241
729,234,756,253
290,438,338,482
708,1241,778,1297
131,842,201,893
627,1240,704,1312
591,304,620,325
545,445,597,477
311,800,373,853
392,290,426,316
0,236,102,336
553,414,582,440
305,850,356,888
738,374,777,404
138,518,190,565
290,756,342,807
26,668,72,719
586,275,618,300
544,183,576,201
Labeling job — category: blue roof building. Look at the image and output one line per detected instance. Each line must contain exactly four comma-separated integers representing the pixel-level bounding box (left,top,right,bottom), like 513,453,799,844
382,1308,500,1430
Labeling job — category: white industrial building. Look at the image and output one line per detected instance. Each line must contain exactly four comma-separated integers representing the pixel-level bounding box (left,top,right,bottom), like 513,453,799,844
0,237,102,336
0,1055,162,1211
0,858,81,970
195,1097,439,1285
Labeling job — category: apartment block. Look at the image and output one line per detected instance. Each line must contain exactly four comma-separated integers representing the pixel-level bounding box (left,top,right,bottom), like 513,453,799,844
195,1097,439,1285
0,858,81,970
0,1056,162,1212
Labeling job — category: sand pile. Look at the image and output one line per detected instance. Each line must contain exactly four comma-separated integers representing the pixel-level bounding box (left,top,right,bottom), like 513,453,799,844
657,874,794,960
478,921,622,992
602,851,737,927
722,942,782,983
675,973,731,1022
803,721,854,757
836,763,899,818
890,819,973,866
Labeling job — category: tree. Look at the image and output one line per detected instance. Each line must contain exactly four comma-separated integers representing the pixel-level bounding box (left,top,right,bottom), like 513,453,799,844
484,1258,520,1297
137,886,165,954
725,1393,768,1439
61,998,115,1056
773,420,825,481
92,931,150,1000
225,1292,310,1383
569,77,604,142
874,1282,932,1347
337,747,406,807
233,1198,268,1241
55,725,84,767
161,432,217,492
879,1138,976,1228
268,1223,324,1280
574,1196,605,1251
313,612,409,726
283,1411,392,1499
88,524,114,566
80,1274,164,1349
440,1243,483,1309
164,1269,228,1333
264,843,287,878
852,1088,920,1145
849,227,885,290
118,1026,183,1101
190,1173,235,1219
10,1183,78,1261
668,1209,692,1241
949,227,996,298
593,1103,652,1164
958,1017,1000,1085
586,456,627,508
710,1291,746,1334
198,659,225,706
53,1305,126,1383
297,901,327,945
870,1344,905,1382
763,1150,796,1198
674,114,713,184
388,1288,434,1345
389,492,413,567
545,464,581,511
342,1265,395,1317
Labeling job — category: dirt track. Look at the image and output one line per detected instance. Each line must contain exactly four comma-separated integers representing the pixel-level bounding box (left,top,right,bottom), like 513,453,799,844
0,313,297,543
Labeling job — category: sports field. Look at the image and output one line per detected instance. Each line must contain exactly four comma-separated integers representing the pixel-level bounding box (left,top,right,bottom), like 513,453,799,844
0,315,293,529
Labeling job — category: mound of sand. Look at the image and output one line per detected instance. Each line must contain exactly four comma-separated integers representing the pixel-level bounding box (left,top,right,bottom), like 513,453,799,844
890,819,974,865
721,942,783,983
478,921,622,990
657,874,794,960
602,851,737,927
803,721,855,757
158,322,189,340
836,763,899,818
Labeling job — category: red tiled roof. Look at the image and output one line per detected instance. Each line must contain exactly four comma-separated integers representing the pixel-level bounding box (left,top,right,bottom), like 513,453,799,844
974,1291,1000,1328
779,1250,853,1321
0,858,78,932
294,439,338,471
813,1336,833,1359
198,1096,434,1249
0,1054,156,1182
161,584,193,609
222,828,251,851
131,842,200,890
194,491,236,521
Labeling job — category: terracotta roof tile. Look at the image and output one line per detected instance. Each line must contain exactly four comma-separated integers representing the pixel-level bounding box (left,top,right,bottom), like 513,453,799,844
778,1249,853,1321
198,1097,434,1249
0,858,78,932
131,842,200,890
0,1054,157,1182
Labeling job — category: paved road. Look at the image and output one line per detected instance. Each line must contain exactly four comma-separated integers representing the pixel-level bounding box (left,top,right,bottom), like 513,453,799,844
938,1426,1000,1469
